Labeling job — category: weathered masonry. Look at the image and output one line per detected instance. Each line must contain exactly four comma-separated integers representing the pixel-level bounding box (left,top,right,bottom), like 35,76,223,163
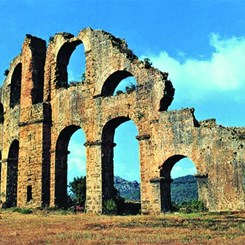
0,28,244,214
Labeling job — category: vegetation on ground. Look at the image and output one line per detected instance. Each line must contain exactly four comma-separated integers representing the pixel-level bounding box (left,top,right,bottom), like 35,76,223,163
0,209,244,244
102,187,125,215
172,200,207,213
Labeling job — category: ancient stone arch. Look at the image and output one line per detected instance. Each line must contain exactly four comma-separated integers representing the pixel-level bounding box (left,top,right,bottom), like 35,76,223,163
0,28,244,214
55,124,84,207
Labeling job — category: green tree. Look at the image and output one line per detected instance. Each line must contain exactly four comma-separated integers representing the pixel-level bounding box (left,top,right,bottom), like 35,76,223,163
103,187,125,215
68,176,125,214
68,176,86,207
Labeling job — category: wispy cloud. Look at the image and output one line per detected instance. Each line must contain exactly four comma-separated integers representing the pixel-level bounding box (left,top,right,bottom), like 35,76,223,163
144,34,245,103
171,159,197,179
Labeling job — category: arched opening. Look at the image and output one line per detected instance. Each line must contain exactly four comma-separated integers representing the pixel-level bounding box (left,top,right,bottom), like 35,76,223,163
67,44,86,85
102,117,140,214
56,41,86,88
6,140,19,207
101,70,137,96
113,76,137,96
160,155,197,212
67,129,86,207
55,126,86,208
10,63,21,108
32,69,44,105
0,103,4,123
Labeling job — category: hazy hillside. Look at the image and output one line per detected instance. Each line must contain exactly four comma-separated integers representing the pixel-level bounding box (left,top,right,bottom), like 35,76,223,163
114,176,140,201
171,175,198,203
115,175,198,203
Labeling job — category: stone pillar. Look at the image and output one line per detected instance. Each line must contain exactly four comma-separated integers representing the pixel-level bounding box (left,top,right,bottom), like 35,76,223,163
18,123,44,207
85,140,103,214
41,122,51,207
49,149,56,207
148,177,161,214
0,159,7,204
17,34,49,208
195,173,209,207
136,133,160,214
21,35,46,105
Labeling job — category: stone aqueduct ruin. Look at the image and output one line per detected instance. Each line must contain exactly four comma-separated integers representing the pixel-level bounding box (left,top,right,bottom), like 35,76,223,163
0,28,244,214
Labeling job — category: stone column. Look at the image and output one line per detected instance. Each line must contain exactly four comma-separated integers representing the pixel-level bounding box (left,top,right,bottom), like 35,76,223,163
85,140,103,214
17,34,48,208
0,159,8,204
49,149,56,207
136,133,161,214
195,173,209,207
41,122,51,207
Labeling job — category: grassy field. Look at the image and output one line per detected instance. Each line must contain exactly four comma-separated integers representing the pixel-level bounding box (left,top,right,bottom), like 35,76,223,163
0,209,244,244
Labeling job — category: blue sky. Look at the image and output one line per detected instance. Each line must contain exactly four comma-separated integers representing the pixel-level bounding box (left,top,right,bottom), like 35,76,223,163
0,0,244,182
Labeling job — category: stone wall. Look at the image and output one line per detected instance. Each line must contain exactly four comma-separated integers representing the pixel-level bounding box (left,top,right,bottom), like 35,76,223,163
0,28,244,214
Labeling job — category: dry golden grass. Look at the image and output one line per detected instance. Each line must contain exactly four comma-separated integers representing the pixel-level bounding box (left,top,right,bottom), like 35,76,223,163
0,209,244,244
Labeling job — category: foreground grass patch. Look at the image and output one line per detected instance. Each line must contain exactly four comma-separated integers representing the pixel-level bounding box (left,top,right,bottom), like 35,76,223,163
0,210,244,244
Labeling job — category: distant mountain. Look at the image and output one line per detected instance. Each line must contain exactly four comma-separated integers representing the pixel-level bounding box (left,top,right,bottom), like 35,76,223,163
114,175,198,203
171,175,198,203
114,176,140,201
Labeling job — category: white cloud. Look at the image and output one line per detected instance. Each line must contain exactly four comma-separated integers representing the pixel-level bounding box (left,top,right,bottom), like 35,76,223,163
145,34,245,103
